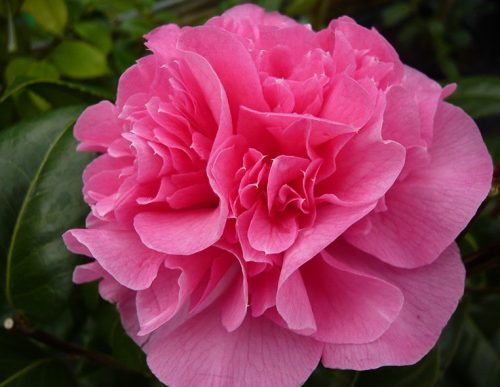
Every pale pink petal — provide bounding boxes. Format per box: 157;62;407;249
63;229;165;290
322;242;465;369
134;206;228;255
145;308;323;387
345;102;492;267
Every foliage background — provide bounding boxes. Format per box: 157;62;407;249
0;0;499;386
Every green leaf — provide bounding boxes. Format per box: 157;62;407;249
0;106;94;325
21;0;68;36
448;76;500;119
0;330;75;386
49;41;109;79
5;58;59;86
74;21;112;54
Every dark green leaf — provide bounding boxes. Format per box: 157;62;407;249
0;106;94;325
448;76;500;119
21;0;68;36
49;41;109;79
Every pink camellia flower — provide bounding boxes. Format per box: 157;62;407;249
63;4;492;386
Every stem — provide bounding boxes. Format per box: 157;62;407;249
5;314;129;371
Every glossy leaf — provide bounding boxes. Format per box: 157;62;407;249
49;41;109;79
0;106;94;325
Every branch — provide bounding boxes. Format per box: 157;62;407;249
3;314;131;371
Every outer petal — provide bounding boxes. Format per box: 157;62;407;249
63;229;165;290
145;307;323;387
301;254;404;344
345;102;493;268
322;242;465;369
74;101;122;152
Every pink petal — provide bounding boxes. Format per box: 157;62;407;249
145;307;323;387
267;155;309;210
134;206;228;255
321;74;374;128
236;209;277;264
144;24;181;62
301;253;403;344
345;102;493;268
382;85;424;148
322;242;465;369
74;101;122;152
116;55;157;109
280;202;376;284
178;26;268;120
136;267;182;335
248;203;299;254
317;132;405;205
63;229;165;290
